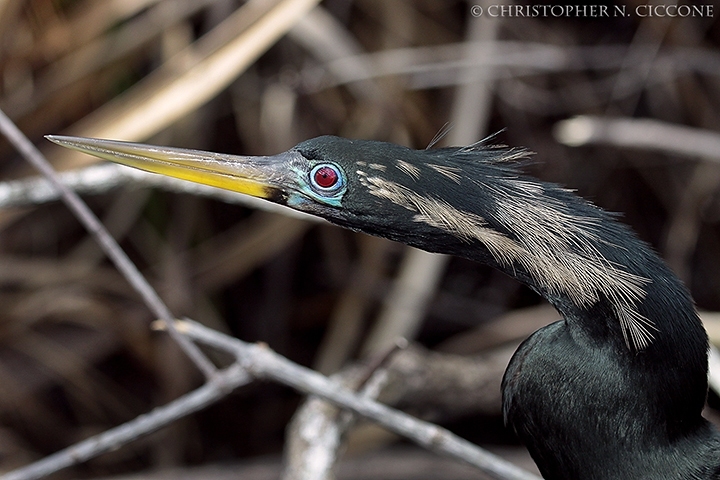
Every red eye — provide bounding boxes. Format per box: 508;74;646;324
313;165;339;188
310;163;345;195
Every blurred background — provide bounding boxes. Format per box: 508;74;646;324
1;0;720;478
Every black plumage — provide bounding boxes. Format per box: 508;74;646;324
48;134;720;479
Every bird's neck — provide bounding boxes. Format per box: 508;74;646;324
477;175;708;393
457;174;718;476
394;168;708;360
367;164;712;426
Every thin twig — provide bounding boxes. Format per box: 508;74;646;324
0;364;250;480
554;115;720;161
354;338;408;389
0;109;217;378
176;319;541;480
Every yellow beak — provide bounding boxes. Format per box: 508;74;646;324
46;135;293;200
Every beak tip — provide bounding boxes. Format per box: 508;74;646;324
45;134;73;147
45;135;106;153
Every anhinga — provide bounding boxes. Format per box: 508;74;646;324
47;134;720;479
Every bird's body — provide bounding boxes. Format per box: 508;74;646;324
47;134;720;479
506;321;720;479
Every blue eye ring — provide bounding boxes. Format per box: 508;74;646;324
309;163;345;194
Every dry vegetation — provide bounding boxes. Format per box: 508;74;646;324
1;0;720;479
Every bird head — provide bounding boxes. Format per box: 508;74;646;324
47;134;672;352
45;135;524;253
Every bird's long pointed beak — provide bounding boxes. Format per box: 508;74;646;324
45;135;292;201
